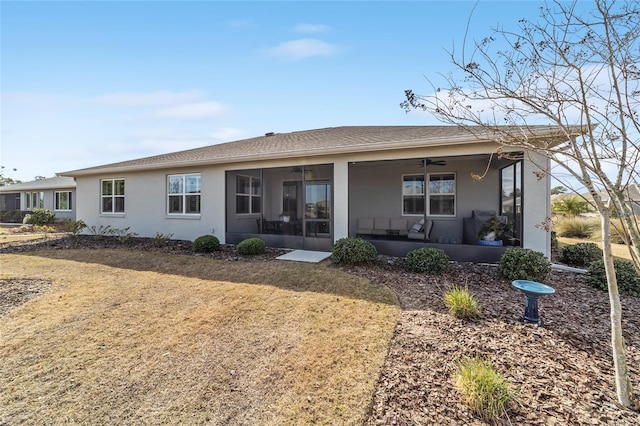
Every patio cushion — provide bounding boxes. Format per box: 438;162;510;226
372;217;390;235
356;217;375;235
407;219;433;241
409;218;424;232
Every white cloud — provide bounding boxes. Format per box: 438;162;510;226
267;38;337;60
229;19;254;29
293;23;330;33
149;101;227;120
94;90;204;107
205;127;250;142
3;92;77;109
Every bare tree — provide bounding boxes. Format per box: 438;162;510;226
403;0;639;409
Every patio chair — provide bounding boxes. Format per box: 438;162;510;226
407;218;434;241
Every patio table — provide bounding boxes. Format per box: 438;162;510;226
511;280;555;326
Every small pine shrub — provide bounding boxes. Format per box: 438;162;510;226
499;248;551;283
444;287;480;319
237;237;266;255
193;235;221;253
554;216;598;239
25;208;56;226
588;259;640;297
455;357;516;421
62;219;86;236
153;232;174;246
405;247;449;274
331;238;377;266
560;242;602;267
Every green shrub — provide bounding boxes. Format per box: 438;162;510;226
405;247;449;274
237;237;266;255
588;259;640;297
499;248;551;283
62;219;87;236
444;287;480;319
455;357;516;421
560;242;602;267
331;238;377;266
193;235;221;253
24;208;56;226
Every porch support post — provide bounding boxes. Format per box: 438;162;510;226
333;160;349;242
423;158;428;242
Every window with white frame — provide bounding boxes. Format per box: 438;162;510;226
25;192;44;210
402;173;456;216
55;191;72;211
101;179;125;213
236;175;261;214
168;174;201;214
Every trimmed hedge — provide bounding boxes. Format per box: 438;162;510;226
588;259;640;297
237;238;266;255
193;235;221;253
331;238;377;266
405;247;449;274
560;242;602;267
499;248;551;283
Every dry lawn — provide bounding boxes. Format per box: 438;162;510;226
0;249;400;425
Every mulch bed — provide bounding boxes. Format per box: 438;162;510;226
2;236;640;424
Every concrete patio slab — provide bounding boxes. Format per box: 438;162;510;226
276;250;332;263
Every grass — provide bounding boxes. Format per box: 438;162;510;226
0;249;400;425
454;357;516;422
443;287;480;319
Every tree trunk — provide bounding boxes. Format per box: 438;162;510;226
601;211;635;408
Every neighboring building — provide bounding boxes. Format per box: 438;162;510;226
60;126;580;261
0;176;77;221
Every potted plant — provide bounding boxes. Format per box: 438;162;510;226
477;216;503;241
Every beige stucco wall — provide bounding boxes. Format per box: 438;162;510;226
73;141;552;258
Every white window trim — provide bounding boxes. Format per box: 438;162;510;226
24;191;44;211
54;191;72;211
235;175;261;216
167;173;201;216
101;178;125;214
402;172;456;217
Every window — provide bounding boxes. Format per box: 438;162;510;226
101;179;125;213
55;191;72;211
168;174;201;214
25;192;44;210
236;175;261;214
402;173;456;216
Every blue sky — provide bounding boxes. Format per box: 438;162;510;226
1;0;584;182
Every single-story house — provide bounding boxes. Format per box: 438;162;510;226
60;126;580;262
0;176;76;222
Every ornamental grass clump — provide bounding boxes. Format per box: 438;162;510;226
405;247;449;274
560;242;602;267
444;287;480;319
455;357;516;422
331;238;377;266
193;235;221;253
499;248;551;283
237;237;266;255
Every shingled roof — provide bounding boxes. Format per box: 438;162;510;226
60;125;574;176
0;176;75;193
